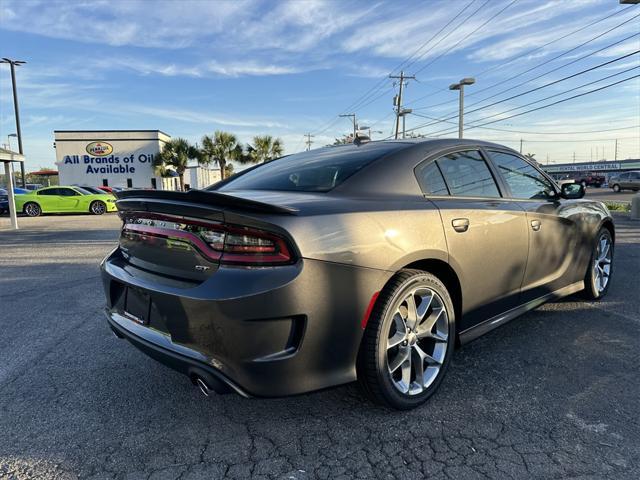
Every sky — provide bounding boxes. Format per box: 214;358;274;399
0;0;639;172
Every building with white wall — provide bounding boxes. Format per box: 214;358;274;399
54;130;221;190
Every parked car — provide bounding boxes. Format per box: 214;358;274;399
0;187;28;214
102;139;614;410
14;186;117;216
554;172;605;188
24;183;43;191
609;171;640;192
98;186;114;194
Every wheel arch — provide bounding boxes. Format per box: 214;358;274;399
599;218;615;244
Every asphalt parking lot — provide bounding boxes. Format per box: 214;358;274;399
0;213;639;480
584;187;637;204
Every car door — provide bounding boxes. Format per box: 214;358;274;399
415;149;529;331
56;187;83;211
36;187;63;211
624;171;640;190
484;150;583;303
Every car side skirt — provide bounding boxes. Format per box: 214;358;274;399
459;280;584;344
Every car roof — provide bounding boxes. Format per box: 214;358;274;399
331;138;521;197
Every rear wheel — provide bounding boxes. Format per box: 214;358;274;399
357;269;455;410
582;228;613;300
90;200;106;215
24;202;41;217
612;184;621;192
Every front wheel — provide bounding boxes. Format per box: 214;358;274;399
23;202;41;217
90;200;106;215
582;228;613;300
357;269;455;410
612;184;621;192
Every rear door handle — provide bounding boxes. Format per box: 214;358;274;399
531;220;541;231
452;218;469;233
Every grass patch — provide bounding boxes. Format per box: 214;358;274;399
604;201;631;212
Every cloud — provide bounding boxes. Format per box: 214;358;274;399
0;0;252;48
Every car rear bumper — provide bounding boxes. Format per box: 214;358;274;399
101;248;390;397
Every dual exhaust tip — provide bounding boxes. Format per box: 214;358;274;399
195;376;212;397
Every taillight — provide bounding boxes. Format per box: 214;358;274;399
201;224;294;265
120;213;295;266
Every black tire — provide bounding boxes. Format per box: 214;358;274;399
612;184;621;192
23;202;41;217
357;269;456;410
582;227;613;300
90;200;106;215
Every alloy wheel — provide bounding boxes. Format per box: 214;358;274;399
593;232;612;294
91;202;106;214
385;286;449;395
25;203;40;217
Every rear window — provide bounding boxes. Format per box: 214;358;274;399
214;143;407;193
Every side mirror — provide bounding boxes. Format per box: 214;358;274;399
560;182;584;199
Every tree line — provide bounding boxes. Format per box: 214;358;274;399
154;131;283;190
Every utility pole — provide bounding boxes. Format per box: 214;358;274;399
304;133;314;151
614;139;618;161
1;58;27;187
390;71;416;139
449;77;475;139
339;113;357;141
572;152;576;163
519;139;523;154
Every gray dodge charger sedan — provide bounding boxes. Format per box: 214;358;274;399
102;139;614;410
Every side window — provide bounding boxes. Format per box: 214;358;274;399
38;188;59;196
436;150;500;198
415;160;449;195
488;151;555;200
58;188;77;196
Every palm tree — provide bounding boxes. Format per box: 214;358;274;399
154;138;197;190
245;135;284;164
200;131;242;180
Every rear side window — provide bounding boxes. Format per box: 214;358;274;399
416;161;449;195
38;188;59;196
488;151;555;200
215;143;407;193
436;150;500;198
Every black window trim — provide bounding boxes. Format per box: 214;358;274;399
480;147;561;201
414;146;507;200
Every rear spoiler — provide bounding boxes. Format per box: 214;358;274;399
114;189;298;215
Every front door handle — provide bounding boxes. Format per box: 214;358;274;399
452;218;469;233
531;219;541;231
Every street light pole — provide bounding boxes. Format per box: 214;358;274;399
449;77;475;139
1;58;27;187
339;113;357;140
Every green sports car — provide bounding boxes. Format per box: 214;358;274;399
15;186;117;217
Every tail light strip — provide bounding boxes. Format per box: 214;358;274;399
121;214;295;265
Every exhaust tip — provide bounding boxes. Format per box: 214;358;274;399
195;377;211;397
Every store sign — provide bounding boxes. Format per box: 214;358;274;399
544;163;621;173
63;151;156;174
86;142;113;156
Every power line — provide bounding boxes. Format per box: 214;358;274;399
344;0;481;115
407;43;640;132
409;10;640;115
422;74;640;137
308;0;479;136
410;112;640;135
413;0;518;77
406;5;636;109
422;65;639;136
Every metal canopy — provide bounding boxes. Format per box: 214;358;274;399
1;147;26;230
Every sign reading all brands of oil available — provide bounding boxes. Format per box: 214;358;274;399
54;130;169;189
